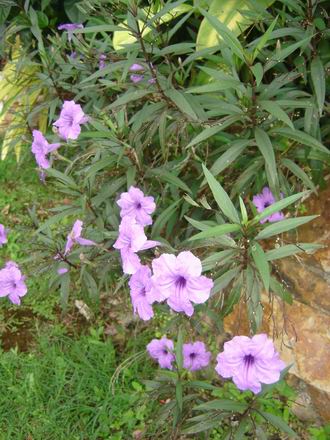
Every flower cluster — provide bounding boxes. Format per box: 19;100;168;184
148;334;285;394
31;100;88;173
147;337;211;371
114;187;213;320
58;23;83;42
0;261;27;305
129;63;156;84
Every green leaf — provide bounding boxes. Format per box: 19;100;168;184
255;216;318;240
220;274;242;316
148;168;192;194
0;6;11;25
202;249;237;271
269;277;292;304
251;63;263;87
281;158;315;191
311;56;325;116
255;128;279;192
189;224;241;241
213;267;241;298
251;191;307;224
186;116;241;149
199;8;245;61
194;399;248;412
112;2;192;50
239;197;248;224
152;200;180;239
186;81;240;93
251;242;270;292
264;37;311;72
176;327;184;370
265;243;323;261
185;216;215;231
164;89;198;120
252;15;278;61
202;164;240;223
259;100;294;129
210;140;250;176
175;381;183;412
270;127;330;155
196;0;274;52
109;90;152;108
258;410;297;437
234;417;249;439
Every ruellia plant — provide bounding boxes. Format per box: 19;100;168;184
0;0;329;438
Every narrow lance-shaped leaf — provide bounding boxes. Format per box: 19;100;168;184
311;56;325;116
251;242;270;292
265;243;323;261
189;224;241;241
255;127;279;194
199;8;245;61
281;158;315;191
270;127;330;155
257;411;298;437
252;15;278;61
259;100;294;129
202;164;240;223
255;215;318;240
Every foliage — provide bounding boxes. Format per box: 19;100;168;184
0;326;154;439
0;0;329;438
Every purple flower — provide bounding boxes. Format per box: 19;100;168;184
113;217;159;275
0;261;27;305
215;334;286;394
117;186;156;226
31;130;60;169
69;51;77;59
0;224;8;246
150;251;213;317
147;337;175;369
99;54;107;70
148;78;156;84
53;100;89;141
129;63;144;72
183;341;211;371
128;265;154;321
58;23;83;42
252;187;285;224
57;267;69;275
130;74;144;83
64;220;95;256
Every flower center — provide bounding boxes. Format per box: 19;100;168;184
63;114;74;126
189;352;197;359
136;202;142;209
264;201;271;208
162;349;168;355
243;354;255;367
175;276;186;289
140;288;146;297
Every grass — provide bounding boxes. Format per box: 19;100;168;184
0;326;154;440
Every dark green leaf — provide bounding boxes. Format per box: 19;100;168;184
194;399;248;412
255;128;279;193
258;410;297;437
270;277;292;304
202;164;240;223
255;216;318;240
311;56;325;116
251;242;270;292
189;224;241;241
266;243;323;261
